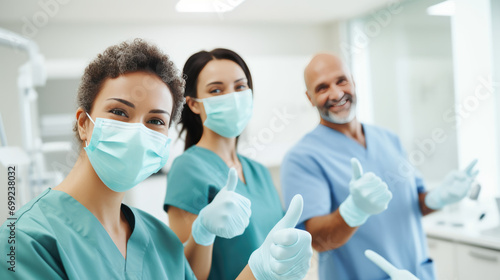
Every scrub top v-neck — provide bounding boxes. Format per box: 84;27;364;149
0;188;196;280
164;145;284;280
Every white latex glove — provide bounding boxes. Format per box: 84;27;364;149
191;168;251;246
425;159;479;210
365;250;419;280
339;158;393;227
249;195;313;280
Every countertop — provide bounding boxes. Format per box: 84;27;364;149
422;198;500;250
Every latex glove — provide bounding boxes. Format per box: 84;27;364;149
249;195;313;280
365;250;419;280
425;159;479;210
339;158;393;227
191;168;251;246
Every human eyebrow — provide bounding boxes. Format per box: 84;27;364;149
234;78;247;83
149;109;171;117
337;75;348;83
107;98;135;108
206;81;223;87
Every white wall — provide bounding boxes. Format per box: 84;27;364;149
351;0;458;184
492;0;500;196
451;0;498;197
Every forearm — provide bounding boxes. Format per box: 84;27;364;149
419;192;436;216
236;265;257;280
184;235;213;280
305;209;358;252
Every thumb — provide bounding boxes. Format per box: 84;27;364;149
225;168;239;192
351;158;363;180
274;194;303;231
365;250;397;277
463;159;479;178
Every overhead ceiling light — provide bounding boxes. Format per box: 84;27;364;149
427;0;455;16
176;0;245;13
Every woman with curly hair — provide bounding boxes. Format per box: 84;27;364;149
0;39;312;280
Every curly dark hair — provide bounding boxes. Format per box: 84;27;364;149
73;38;185;145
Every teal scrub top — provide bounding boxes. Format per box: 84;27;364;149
164;146;284;280
0;188;196;280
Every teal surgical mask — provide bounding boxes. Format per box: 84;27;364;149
84;112;171;192
193;89;253;138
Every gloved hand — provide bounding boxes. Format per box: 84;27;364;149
425;159;479;210
249;195;313;280
365;250;419;280
339;158;393;227
191;168;251;246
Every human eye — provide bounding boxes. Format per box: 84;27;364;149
148;118;165;126
109;108;128;117
236;84;248;91
209;88;222;94
338;78;348;86
316;84;328;93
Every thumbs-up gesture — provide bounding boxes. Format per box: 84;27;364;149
365;250;419;280
425;159;479;210
339;158;393;227
249;195;313;280
192;168;252;246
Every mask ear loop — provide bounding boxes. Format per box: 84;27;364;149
85;112;95;147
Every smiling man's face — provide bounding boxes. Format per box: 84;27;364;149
304;53;357;124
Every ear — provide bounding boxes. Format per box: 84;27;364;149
186;96;202;115
76;107;90;143
305;90;315;107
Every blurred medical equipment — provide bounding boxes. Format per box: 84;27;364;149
365;250;419;280
0;113;7;147
481;197;500;237
469;182;481;201
0;28;65;211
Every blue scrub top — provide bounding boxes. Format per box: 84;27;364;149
281;124;436;280
0;188;196;280
164;145;284;280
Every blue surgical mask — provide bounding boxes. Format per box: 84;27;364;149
84;112;171;192
193;89;253;138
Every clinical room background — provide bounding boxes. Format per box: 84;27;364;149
0;0;499;279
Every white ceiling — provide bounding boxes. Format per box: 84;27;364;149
0;0;396;24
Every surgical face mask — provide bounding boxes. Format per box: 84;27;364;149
318;93;357;124
193;89;253;138
84;112;171;192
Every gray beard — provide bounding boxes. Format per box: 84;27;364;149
319;103;357;124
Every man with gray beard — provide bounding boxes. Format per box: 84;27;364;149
281;53;478;279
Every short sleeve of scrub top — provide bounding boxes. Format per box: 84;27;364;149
0;188;196;280
164;145;284;280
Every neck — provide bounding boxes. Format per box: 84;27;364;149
196;128;238;164
320;117;365;146
53;151;125;232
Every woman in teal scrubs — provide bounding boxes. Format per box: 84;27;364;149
0;40;311;280
164;49;294;280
